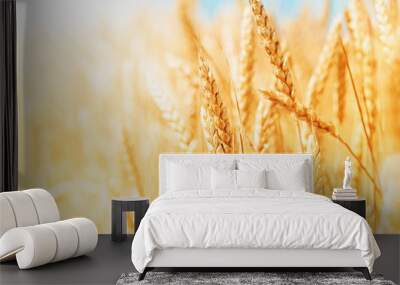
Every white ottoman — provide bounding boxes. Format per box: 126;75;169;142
0;189;98;269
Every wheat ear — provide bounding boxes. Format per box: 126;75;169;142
254;98;279;153
305;19;341;109
348;0;373;126
344;9;355;41
200;107;214;153
261;90;381;195
199;54;233;153
319;0;331;29
149;84;196;152
375;0;400;148
249;0;294;100
316;150;332;195
238;6;257;136
176;1;201;140
249;0;303;152
304;121;330;195
375;0;397;63
176;64;199;138
167;56;200;142
305;135;326;195
348;0;368;60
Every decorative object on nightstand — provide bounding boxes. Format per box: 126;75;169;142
332;188;358;200
332;157;358;200
332;198;366;218
112;197;149;242
342;156;353;190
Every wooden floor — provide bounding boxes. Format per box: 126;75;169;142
0;235;399;285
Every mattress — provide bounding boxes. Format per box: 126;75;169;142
131;189;380;273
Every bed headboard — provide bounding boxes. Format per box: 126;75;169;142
159;153;314;195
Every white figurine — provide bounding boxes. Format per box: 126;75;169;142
342;156;353;189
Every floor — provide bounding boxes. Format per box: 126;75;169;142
0;235;134;285
374;234;400;284
1;235;399;285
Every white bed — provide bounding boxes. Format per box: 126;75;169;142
131;154;380;280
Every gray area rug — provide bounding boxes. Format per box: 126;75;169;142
116;272;396;285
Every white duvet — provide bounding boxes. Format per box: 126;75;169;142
131;189;380;272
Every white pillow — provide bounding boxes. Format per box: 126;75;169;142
236;169;267;189
167;162;210;191
237;159;308;191
167;158;236;170
266;166;306;191
166;159;236;191
211;168;236;190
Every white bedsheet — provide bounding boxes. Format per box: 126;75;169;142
131;189;380;273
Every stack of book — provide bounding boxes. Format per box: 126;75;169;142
332;188;358;200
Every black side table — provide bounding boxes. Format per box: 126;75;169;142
112;197;149;242
332;198;366;218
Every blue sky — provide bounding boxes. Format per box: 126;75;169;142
199;0;349;22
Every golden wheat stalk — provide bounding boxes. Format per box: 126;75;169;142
341;35;380;227
261;89;381;195
352;127;364;193
335;40;347;125
200;107;215;153
199;54;233;153
176;64;200;140
316;153;332;195
177;0;199;61
122;129;144;197
148;80;196;152
362;23;380;225
302;19;341;151
166;55;200;141
374;0;400;149
375;0;397;63
254;98;279;153
238;6;257;136
340;39;378;170
281;42;305;152
232;89;246;153
304;117;330;195
319;0;331;30
344;9;355;40
305;133;329;195
167;55;199;91
249;0;304;152
362;27;378;148
348;0;369;60
249;0;294;101
348;0;373;125
176;1;201;141
305;18;341;109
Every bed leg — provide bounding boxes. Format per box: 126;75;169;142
138;268;148;281
354;267;371;280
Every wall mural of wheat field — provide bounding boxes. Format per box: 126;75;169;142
17;0;400;233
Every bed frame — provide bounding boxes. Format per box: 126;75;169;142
139;154;371;280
